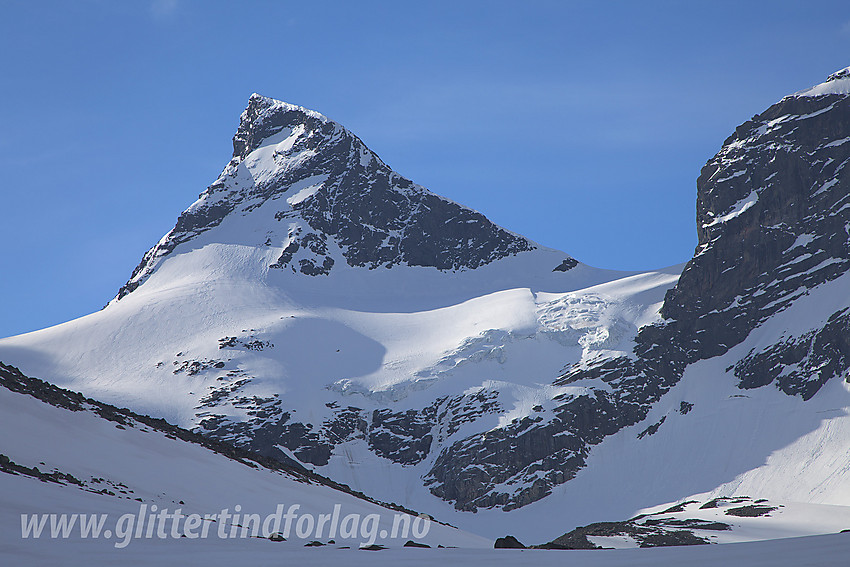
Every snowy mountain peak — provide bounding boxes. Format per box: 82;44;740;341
247;93;328;120
114;95;548;301
232;94;332;160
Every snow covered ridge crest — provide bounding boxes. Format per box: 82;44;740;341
114;94;541;301
791;65;850;97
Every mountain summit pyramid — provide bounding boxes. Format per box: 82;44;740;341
116;94;556;301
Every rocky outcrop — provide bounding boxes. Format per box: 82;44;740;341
733;307;850;400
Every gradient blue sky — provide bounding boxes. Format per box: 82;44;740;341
2;0;850;338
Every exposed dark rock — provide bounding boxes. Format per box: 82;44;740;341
173;358;226;376
403;540;430;548
0;452;84;487
425;355;677;510
699;497;750;509
368;408;434;465
494;535;526;549
643;518;731;531
553;258;579;272
734;308;850;400
218;336;273;351
662;91;850;380
659;501;699;514
199;385;501;481
540;518;712;550
725;505;779;517
637;415;667;439
638;531;711;547
197;410;334;467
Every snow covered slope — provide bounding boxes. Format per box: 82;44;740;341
0;362;486;552
3;67;850;546
0;93;673;525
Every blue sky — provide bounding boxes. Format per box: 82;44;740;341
2;0;850;338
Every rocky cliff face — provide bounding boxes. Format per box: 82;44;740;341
664;74;850;372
